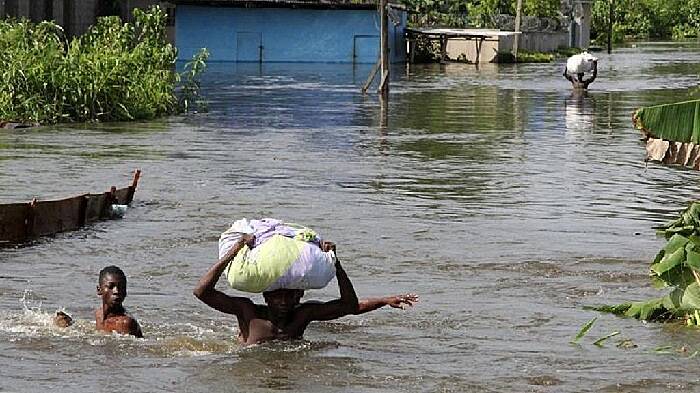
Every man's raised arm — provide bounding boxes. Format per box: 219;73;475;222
301;242;360;321
582;60;598;88
193;234;255;316
301;242;419;322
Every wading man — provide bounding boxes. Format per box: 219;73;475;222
193;234;417;345
563;57;598;90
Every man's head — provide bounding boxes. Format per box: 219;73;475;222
262;289;304;314
97;266;128;309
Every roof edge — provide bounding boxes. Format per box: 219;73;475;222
171;0;382;10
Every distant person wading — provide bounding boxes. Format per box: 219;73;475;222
563;52;599;89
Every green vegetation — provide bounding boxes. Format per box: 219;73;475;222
494;50;554;63
596;202;700;324
400;0;700;42
0;6;207;125
401;0;560;28
591;0;700;44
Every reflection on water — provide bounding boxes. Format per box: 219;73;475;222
1;42;700;392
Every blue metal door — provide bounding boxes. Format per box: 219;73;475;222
353;35;379;64
236;32;262;62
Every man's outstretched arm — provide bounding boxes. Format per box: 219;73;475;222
193;235;255;316
357;294;419;314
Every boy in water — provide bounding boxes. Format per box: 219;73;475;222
193;235;418;345
95;265;143;337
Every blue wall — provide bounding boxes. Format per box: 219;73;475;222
176;5;406;63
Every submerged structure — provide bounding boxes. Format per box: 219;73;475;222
172;0;407;63
0;170;141;247
634;99;700;169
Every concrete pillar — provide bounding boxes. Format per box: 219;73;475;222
579;1;592;49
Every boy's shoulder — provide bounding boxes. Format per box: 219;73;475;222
96;309;142;337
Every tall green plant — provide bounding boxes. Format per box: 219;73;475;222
178;48;210;113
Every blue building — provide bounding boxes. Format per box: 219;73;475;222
173;0;407;63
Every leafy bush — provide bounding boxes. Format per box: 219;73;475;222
0;6;206;124
591;0;700;43
401;0;560;28
596;202;700;324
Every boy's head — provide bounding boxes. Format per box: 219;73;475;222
263;289;304;314
97;266;128;308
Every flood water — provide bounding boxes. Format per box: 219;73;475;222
2;42;700;392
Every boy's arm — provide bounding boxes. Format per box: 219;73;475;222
130;318;144;338
193;235;255;317
357;294;419;314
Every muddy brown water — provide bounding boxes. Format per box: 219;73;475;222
1;42;700;392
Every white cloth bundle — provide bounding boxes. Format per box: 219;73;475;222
219;218;337;293
566;52;598;74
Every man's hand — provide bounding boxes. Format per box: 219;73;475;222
240;234;255;248
386;293;419;309
221;234;256;263
320;241;336;252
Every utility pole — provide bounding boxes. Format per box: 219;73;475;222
607;0;613;54
379;0;389;96
513;0;523;62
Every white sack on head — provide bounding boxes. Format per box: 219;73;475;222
566;52;598;74
218;218;336;293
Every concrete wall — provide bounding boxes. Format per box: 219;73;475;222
519;31;569;52
176;5;406;63
446;39;501;63
446;31;568;63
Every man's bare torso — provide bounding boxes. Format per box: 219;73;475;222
236;304;311;344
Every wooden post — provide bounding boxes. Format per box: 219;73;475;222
513;0;523;62
607;0;614;54
362;59;380;94
439;34;447;64
379;0;389;96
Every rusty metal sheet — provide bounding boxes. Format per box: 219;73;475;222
31;195;86;237
0;203;30;244
85;193;110;222
1;170;140;247
114;186;135;205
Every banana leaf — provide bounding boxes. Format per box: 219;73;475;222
634;99;700;143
